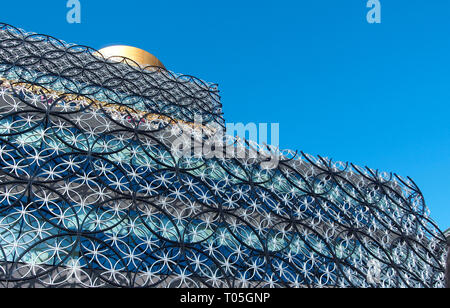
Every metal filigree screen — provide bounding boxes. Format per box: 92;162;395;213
0;23;446;288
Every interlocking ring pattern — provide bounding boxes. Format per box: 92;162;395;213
0;23;447;288
0;23;224;129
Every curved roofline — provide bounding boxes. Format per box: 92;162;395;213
98;45;165;69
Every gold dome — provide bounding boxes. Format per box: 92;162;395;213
98;45;165;70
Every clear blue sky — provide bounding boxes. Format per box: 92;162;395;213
2;0;449;230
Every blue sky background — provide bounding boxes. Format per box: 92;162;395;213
1;0;449;230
